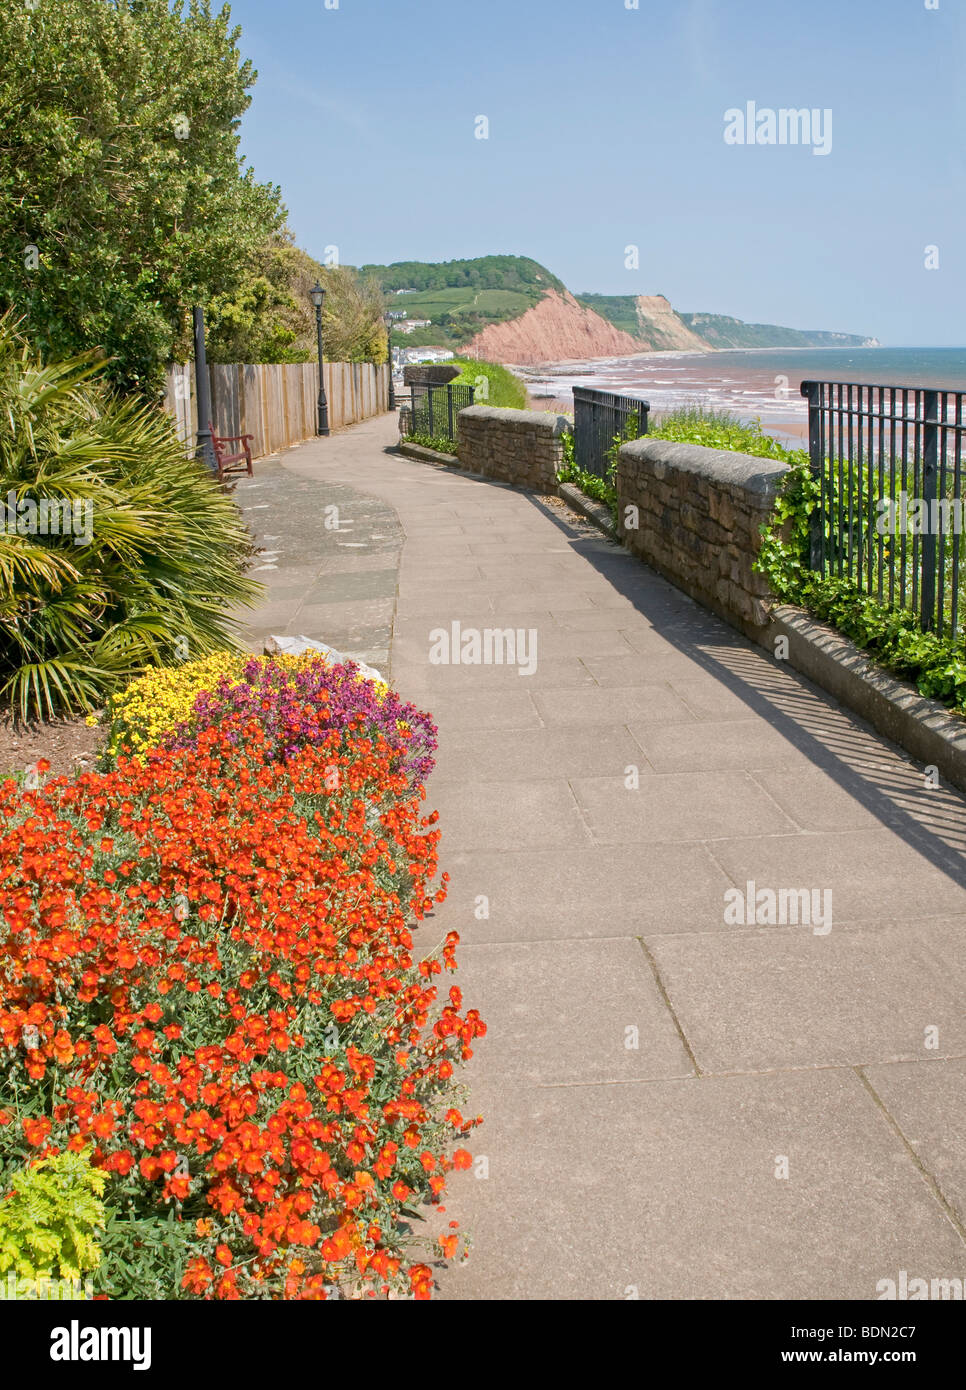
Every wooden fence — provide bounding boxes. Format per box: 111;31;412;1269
163;361;389;460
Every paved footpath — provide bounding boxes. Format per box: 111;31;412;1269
235;413;966;1300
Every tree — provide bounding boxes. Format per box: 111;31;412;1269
0;0;283;395
206;233;387;366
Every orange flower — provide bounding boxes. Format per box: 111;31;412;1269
181;1258;213;1294
23;1117;51;1147
0;692;485;1302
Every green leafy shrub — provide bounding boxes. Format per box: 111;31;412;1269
0;315;260;719
558;405;802;521
0;1148;105;1287
448;359;528;410
756;453;966;713
556;413;643;525
556;399;966;714
557;429;618;520
649;403;800;462
91;1201;198;1302
403;432;459;456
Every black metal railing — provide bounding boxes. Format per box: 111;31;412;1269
802;380;966;641
573;385;650;479
404;382;475;442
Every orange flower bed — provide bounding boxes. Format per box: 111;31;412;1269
0;715;484;1299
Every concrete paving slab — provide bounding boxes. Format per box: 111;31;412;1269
532;687;697;727
750;765;890;831
648;919;966;1072
388;658;596;692
863;1058;966;1228
451;938;694;1085
630;719;817;773
424;690;542;734
710;829;966;923
426;843;734;943
583;652;718;685
426;724;648;782
431;780;592;852
571;771;798;844
434;1068;966;1300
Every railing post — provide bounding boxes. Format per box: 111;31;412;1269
447;384;454;440
921;389;940;631
802;380;824;574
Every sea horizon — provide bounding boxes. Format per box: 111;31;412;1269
519;345;966;446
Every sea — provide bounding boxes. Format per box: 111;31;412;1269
521;347;966;447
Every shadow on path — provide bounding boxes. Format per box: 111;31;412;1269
525;491;966;891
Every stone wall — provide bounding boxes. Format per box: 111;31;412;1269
403;364;460;386
617;438;788;636
457;406;569;491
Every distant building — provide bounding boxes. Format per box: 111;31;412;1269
395;319;432;334
403;347;454;364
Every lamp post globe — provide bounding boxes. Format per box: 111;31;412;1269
310;282;329;437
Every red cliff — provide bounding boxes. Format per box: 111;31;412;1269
466;290;644;365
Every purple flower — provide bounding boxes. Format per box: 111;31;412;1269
164;658;438;787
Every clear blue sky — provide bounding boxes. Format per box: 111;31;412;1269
225;0;965;345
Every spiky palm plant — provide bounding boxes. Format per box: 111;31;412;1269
0;314;261;719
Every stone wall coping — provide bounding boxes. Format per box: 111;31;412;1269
620;438;789;500
459;405;571;436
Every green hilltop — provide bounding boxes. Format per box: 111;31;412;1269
578;294;871;350
360;255;567;348
677;311;872;350
360;255;871;352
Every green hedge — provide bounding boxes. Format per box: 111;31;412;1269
448;359;528;410
556;404;966;714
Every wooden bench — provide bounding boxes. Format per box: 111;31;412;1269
209;421;254;480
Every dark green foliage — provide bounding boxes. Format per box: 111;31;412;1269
0;315;260;719
0;0;284;395
206;232;387;366
364;255;565;297
757;454;966;712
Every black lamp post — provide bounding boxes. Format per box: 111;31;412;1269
309;281;330;437
192;306;217;473
384;313;396;410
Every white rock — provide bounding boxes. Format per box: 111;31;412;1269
264;634;383;682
